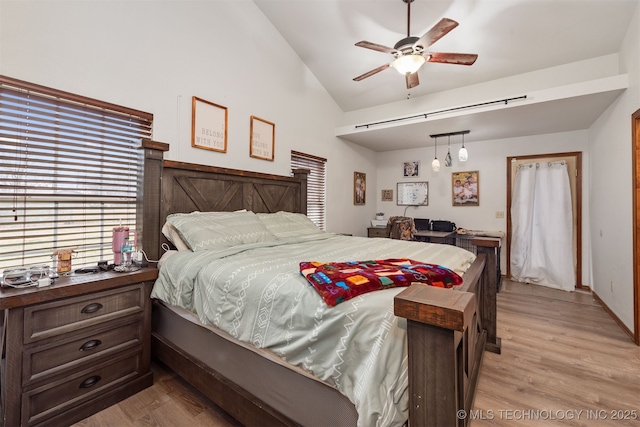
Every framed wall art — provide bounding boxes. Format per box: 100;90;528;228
191;96;227;152
403;161;420;177
381;189;393;201
354;171;366;205
250;115;275;161
397;182;428;206
452;170;479;206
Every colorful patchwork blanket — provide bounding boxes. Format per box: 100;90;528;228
300;258;463;306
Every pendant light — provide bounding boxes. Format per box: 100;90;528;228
459;132;468;162
432;136;440;172
430;130;470;167
445;135;452;167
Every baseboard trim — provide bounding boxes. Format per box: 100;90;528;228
591;291;635;343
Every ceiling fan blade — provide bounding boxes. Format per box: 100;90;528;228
406;72;420;89
353;63;391;81
427;52;478;65
414;18;459;50
355;41;398;55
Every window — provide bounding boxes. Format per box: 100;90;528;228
0;76;152;271
291;150;326;230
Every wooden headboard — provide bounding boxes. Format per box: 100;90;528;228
139;140;309;261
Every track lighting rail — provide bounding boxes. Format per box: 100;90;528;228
430;130;470;139
354;95;527;129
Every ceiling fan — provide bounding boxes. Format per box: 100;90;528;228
353;0;478;89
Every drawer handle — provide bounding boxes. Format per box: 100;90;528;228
80;302;103;314
79;339;102;352
79;375;101;389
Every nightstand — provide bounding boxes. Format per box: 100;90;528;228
0;267;158;426
367;227;388;238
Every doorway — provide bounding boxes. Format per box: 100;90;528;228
506;152;583;289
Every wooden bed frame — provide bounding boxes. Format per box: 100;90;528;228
140;140;500;426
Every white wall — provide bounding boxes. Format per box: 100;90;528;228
588;2;640;330
375;130;591;284
0;0;377;235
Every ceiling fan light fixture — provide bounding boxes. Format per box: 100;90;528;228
392;54;425;75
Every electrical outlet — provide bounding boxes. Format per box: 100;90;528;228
495;211;504;218
610;281;614;292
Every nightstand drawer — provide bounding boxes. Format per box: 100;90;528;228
24;283;145;343
368;227;388;238
23;319;142;386
23;351;142;425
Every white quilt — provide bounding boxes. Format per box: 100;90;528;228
151;233;475;427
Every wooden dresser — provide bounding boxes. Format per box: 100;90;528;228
0;268;158;426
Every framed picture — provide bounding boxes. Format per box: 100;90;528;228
452;170;479;206
191;96;227;152
250;115;275;161
354;171;366;205
403;161;420;177
397;182;428;206
381;189;393;201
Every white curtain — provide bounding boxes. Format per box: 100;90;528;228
510;161;575;291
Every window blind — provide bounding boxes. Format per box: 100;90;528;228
0;76;152;271
291;150;326;230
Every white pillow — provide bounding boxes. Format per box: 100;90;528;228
166;210;277;251
162;209;251;251
256;211;321;239
161;222;191;251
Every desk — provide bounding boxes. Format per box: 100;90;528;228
415;230;503;293
413;230;455;243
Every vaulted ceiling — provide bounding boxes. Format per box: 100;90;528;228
254;0;637;151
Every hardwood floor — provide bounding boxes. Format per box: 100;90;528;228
74;280;640;427
72;363;242;427
473;280;640;427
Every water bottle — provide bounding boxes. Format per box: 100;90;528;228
121;237;132;266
